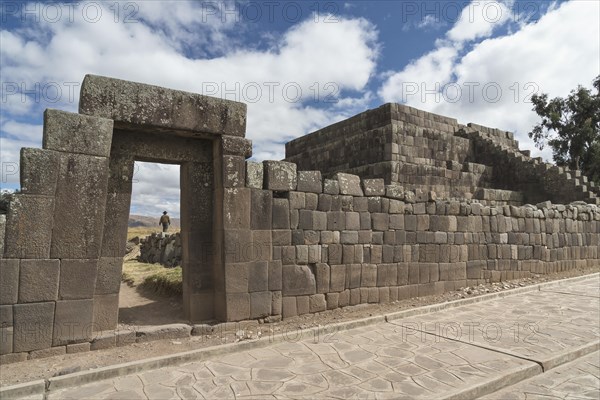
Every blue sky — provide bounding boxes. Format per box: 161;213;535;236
1;0;599;217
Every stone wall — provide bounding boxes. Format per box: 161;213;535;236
286;103;598;205
223;160;599;321
138;233;182;267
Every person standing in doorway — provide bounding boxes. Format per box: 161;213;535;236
159;211;171;236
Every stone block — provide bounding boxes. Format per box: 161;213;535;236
222;155;246;188
222;136;252;157
296;296;310;315
323;179;339;195
297;171;322;193
246;161;264;189
59;259;98;300
346;212;360;230
13;302;55;352
372;213;389;231
330;264;346;291
327;211;346;231
282;265;316;296
92;294;119;331
269;261;282;291
263;161;297;191
226;293;250;321
271;291;282;315
309;294;326;313
0;305;12;329
315;263;330;293
282;297;297;318
67;342;91;354
79;74;247;136
19;148;60;196
251;190;272;230
19;259;60;303
272;198;290;229
5;195;54;259
136;324;192;343
29;346;66;359
385;184;405;200
362;179;385;196
1;326;13;355
338;290;350;307
43;109;113;157
225;263;248;293
223;187;251;229
347;264;362;288
53;299;94;345
248;261;269;292
335;173;363;196
51;153;109;259
0;259;19;305
326;292;339;309
250;291;271;318
350;288;361;305
361;264;377;287
95;257;122;295
377;264;398;287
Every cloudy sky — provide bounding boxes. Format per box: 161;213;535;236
1;0;598;217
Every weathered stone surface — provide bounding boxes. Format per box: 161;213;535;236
250;291;271;318
226;293;250;321
0;259;19;305
297;171;322;193
19;148;60;195
59;259;98;300
323;179;340;195
4;195;54;259
67;342;91;354
13;302;55;352
92;294;119;332
335;173;363;196
263;161;297;191
136;324;191;343
51;153;109;259
79;74;247;137
43;109;114;157
362;179;385;196
246;161;263;189
282;265;316;296
53;299;94;345
222;155;246;188
309;294;326;313
250;190;272;230
248;261;269;292
95;257;123;295
222;136;252;157
223;188;251;229
0;326;13;355
19;259;60;303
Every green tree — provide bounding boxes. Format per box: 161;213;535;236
529;75;600;183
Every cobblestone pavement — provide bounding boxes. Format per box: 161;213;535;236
43;276;600;399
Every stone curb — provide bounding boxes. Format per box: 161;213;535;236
1;272;597;398
442;362;543;400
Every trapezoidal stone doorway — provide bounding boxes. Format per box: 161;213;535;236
79;75;251;329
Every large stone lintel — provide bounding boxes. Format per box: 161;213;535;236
79;74;247;137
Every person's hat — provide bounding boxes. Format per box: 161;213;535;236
163;211;167;214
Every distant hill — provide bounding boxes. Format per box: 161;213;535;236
129;214;181;228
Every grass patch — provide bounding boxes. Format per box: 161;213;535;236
121;260;182;296
141;267;183;296
127;226;180;241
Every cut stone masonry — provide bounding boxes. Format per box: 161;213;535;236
0;77;598;361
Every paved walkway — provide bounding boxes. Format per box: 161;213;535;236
21;276;600;399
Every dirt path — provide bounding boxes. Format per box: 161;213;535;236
118;283;185;326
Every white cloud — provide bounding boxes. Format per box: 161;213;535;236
379;0;600;161
0;1;379;213
447;0;513;42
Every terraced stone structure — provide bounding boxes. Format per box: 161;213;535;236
1;76;599;360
